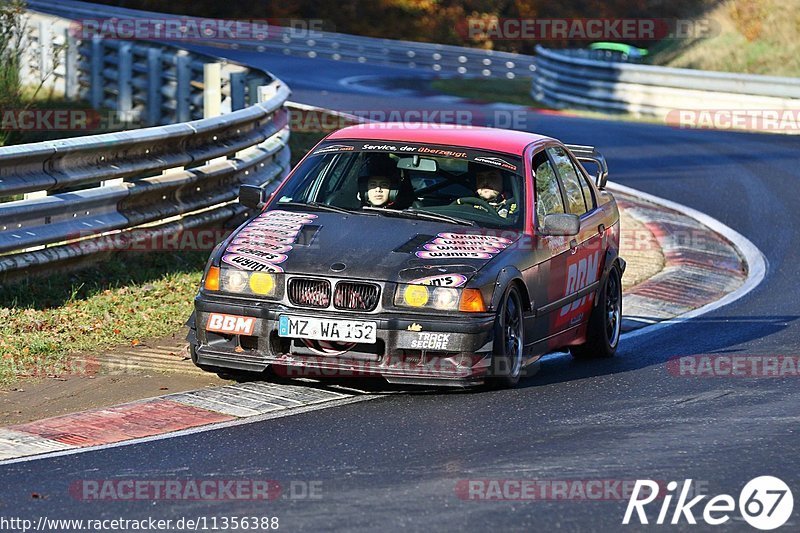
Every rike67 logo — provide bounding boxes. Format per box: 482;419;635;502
623;477;794;530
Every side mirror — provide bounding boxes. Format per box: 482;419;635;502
540;213;580;236
239;184;268;209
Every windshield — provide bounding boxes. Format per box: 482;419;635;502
273;140;526;230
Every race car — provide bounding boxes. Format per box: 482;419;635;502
187;124;625;388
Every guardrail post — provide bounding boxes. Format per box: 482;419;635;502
203;62;222;118
23;190;47;200
175;53;191;123
117;42;133;122
257;83;278;104
37;19;51;84
64;28;79;100
146;48;163;126
230;71;246;111
247;77;263;106
90;35;103;109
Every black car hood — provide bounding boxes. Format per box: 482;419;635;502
220;209;520;285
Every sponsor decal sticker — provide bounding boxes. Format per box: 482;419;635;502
473;156;517;172
559;251;601;317
423;244;500;253
312;144;355;154
408;274;469;287
233;233;296;245
225;246;288;264
437;233;512;244
229;240;292;254
206;313;256;335
222;254;284;272
240;226;299;237
247;221;304;231
416;251;493;259
410;332;451;350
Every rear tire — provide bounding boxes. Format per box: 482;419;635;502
570;264;622;359
486;285;525;389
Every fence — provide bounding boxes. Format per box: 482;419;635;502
531;45;800;117
26;0;536;79
0;11;292;279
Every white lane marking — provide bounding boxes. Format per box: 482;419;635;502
609;182;768;341
0;394;378;466
0;429;76;460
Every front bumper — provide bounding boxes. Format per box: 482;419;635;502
191;293;496;386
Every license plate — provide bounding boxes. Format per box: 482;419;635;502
278;315;377;344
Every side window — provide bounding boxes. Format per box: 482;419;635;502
547;146;588;216
532;150;565;228
578;172;595;211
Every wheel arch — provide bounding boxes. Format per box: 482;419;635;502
595;247;626;308
491;266;532;313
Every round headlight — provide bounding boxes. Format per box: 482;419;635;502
403;285;429;307
432;287;459;310
249;272;275;295
224;269;249;293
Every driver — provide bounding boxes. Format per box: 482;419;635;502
457;165;517;218
357;156;402;208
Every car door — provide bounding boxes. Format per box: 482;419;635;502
524;148;572;343
546;145;604;334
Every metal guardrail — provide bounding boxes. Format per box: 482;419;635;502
532;45;800;117
22;12;271;126
0;12;292;278
26;0;536;79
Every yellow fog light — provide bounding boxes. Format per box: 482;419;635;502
249;272;275;295
403;285;429;307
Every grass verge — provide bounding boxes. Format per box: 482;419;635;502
0;130;327;387
0;252;208;385
430;77;538;107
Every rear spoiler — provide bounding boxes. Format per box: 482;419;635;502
565;144;609;189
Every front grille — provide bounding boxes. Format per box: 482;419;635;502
288;278;331;308
334;282;380;311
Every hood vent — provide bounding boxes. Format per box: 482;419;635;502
393;234;435;254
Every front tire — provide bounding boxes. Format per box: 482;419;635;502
486;285;525;388
571;264;622;359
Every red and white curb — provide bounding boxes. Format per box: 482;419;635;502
0;382;367;463
610;182;766;340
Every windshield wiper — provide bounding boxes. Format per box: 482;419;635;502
277;201;365;215
406;208;477;226
363;207;476;226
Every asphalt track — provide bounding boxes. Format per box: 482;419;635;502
3;42;800;531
